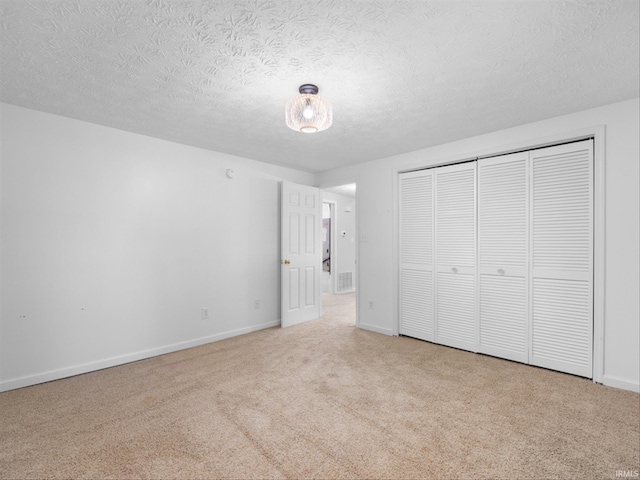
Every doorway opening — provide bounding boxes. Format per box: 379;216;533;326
321;183;357;326
322;202;333;280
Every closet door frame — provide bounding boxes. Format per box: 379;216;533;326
392;125;605;384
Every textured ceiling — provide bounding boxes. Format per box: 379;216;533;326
1;1;638;173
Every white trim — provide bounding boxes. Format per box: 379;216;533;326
358;322;394;336
399;153;478;173
592;125;606;385
0;320;279;393
602;375;640;393
394;125;606;384
473;128;602;160
329;201;337;294
321;199;338;294
355;182;360;328
392;170;400;336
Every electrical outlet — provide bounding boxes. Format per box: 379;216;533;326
254;299;260;309
201;308;210;320
368;300;375;309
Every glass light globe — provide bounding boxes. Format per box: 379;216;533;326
285;85;332;133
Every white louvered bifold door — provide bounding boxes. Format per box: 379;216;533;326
530;140;593;378
478;152;529;363
434;162;477;352
399;170;434;341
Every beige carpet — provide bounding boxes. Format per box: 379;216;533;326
1;292;638;480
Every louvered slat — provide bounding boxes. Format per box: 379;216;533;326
400;269;433;341
399;171;433;340
479;275;527;362
436;166;476;269
530;140;593;378
435;162;476;351
531;278;592;376
532;145;592;273
478;155;527;269
400;174;433;265
478;152;528;363
436;272;476;349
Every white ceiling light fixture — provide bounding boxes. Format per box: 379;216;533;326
285;84;332;133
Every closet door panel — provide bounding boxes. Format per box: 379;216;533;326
401;270;433;340
530;140;593;378
435;165;476;273
479;275;527;361
435;163;477;352
532;278;592;373
436;272;476;349
399;171;434;341
478;153;528;363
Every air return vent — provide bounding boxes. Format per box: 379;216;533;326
337;272;353;292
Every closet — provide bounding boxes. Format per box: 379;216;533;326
399;139;593;378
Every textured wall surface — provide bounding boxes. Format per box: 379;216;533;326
1;0;638;172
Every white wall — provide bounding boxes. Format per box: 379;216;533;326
2;100;638;393
321;191;357;293
316;98;640;393
0;103;313;391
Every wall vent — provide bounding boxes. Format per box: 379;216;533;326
337;272;353;293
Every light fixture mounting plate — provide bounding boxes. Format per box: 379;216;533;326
299;84;319;95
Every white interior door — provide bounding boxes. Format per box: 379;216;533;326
281;181;322;328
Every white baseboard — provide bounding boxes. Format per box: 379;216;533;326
602;374;640;393
357;322;394;336
0;320;280;393
336;288;356;294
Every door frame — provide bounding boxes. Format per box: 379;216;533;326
318;180;360;328
322;200;338;295
392;125;606;385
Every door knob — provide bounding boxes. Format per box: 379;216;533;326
282;259;291;265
